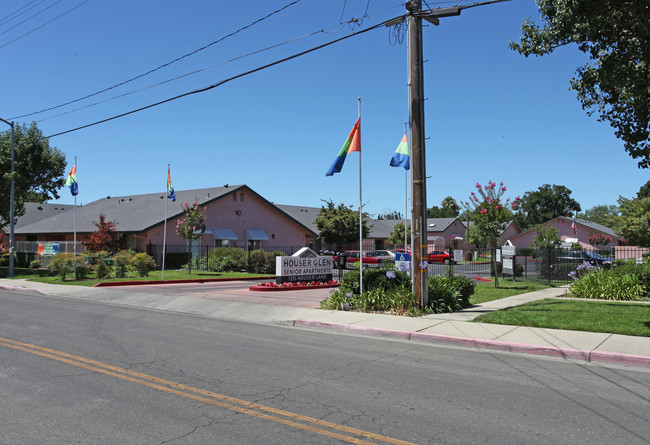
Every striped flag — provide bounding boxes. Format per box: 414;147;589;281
389;132;410;170
572;216;577;235
167;166;176;201
326;118;361;176
65;165;78;196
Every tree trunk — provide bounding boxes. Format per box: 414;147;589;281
492;245;500;288
187;240;192;275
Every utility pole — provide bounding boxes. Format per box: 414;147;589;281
405;1;504;306
0;117;15;278
406;0;428;307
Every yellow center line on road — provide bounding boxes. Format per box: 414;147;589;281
0;337;416;445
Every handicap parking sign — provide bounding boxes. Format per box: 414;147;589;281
395;252;411;275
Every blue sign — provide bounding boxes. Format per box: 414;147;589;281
395;252;410;262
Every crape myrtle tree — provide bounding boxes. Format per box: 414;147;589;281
176;199;206;274
0;122;66;229
461;181;519;288
315;199;369;252
511;0;650;168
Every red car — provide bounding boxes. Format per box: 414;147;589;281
427;250;453;264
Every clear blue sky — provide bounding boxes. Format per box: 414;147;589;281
1;0;647;218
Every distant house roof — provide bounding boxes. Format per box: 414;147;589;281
367;217;461;239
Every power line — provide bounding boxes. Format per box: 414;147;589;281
10;0;303;120
0;0;45;27
43;20;388;139
0;0;89;50
36;27;330;123
0;0;66;37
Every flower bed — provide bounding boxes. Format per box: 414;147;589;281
249;280;340;291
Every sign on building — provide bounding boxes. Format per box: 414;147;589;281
275;247;333;284
37;242;60;257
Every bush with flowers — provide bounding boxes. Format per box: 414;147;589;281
254;279;340;289
319;266;476;316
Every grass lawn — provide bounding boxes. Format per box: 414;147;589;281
470;280;556;305
7;269;271;287
473;298;650;337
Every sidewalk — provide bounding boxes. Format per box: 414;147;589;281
1;278;649;369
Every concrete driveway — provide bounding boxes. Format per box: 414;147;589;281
113;280;335;309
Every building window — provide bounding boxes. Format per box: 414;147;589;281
233;192;237;201
240;192;244;202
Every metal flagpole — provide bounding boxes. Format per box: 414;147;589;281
358;97;363;295
73;156;77;257
162;164;169;279
400;122;404;253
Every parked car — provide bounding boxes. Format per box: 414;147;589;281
427;250;453;264
558;250;613;266
366;250;395;261
332;251;382;266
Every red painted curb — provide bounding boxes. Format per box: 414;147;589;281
249;283;340;292
93;276;275;287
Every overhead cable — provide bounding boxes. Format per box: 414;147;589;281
11;0;303;120
43;20;387;139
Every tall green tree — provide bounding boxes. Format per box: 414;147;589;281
461;181;518;288
617;196;650;247
375;210;402;220
530;224;561;250
0;122;66;229
428;196;461;218
510;1;650;168
515;184;581;230
315;199;369;249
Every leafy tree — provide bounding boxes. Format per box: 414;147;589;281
387;222;411;247
510;1;650;168
515;184;581;230
376;210;402;220
461;181;518;288
315;199;369;250
83;213;121;253
577;204;621;229
428;196;460;218
0;122;66;229
176;199;206;274
638;180;650;199
530;224;561;250
617;196;650;247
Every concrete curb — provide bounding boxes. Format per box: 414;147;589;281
293;320;650;368
0;285;42;294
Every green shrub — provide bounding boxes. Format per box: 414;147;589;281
247;250;278;274
70;256;91;280
29;260;41;269
113;250;134;278
131;253;156;277
491;261;524;277
198;248;248;272
0;252;10;267
570;269;645;300
447;275;476;307
48;254;74;280
427;275;464;313
340;267;410;295
95;260;110;279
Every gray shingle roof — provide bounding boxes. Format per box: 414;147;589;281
15;185;246;234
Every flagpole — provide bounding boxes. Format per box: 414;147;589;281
162;164;169;279
74;156;77;258
358;97;363;295
403;122;408;252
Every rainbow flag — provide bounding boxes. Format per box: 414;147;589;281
65;165;78;196
389;133;410;170
167;167;176;201
326;118;361;176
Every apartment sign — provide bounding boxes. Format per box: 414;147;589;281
276;248;333;283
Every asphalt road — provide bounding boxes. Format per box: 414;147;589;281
1;290;649;444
